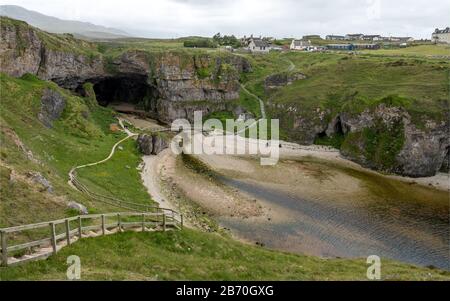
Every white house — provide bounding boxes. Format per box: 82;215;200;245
363;35;381;41
432;27;450;44
247;38;271;53
345;33;364;40
389;36;414;43
290;39;312;51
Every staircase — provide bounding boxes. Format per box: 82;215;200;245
0;211;183;267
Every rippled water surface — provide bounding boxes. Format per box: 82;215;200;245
218;175;450;270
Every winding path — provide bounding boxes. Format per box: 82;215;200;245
237;55;296;134
69;118;137;183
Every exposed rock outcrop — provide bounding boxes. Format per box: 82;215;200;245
27;171;53;193
0;18;105;89
273;101;449;177
151;135;169;155
137;134;168;156
0;18;42;77
38;88;66;128
264;72;306;91
335;105;449;177
96;50;249;123
67;201;88;215
137;134;153;155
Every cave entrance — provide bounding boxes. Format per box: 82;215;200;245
334;117;345;136
315;116;346;149
92;75;157;115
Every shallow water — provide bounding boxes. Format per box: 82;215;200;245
217;175;450;270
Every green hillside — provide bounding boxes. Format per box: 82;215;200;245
0;73;150;228
235;51;449;142
2;229;449;281
1;72;449;281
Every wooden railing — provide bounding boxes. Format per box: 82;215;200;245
0;211;183;267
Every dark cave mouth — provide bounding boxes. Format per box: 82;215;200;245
90;75;158;111
315;117;346;148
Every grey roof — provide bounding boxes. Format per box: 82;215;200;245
252;38;270;47
434;27;450;34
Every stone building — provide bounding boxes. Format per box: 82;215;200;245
247;38;271;53
432;27;450;44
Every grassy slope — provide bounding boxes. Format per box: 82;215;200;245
238;51;449;141
361;44;450;57
0;73;151;228
76;138;153;204
1;73;448;280
243;50;448;106
1;229;449;281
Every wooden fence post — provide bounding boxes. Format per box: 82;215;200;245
117;214;122;232
1;231;8;267
78;216;82;238
142;214;146;232
65;219;71;246
101;215;106;235
181;214;184;229
162;213;166;232
50;223;57;255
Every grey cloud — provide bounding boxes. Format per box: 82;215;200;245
0;0;448;38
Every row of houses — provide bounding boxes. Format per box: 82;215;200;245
241;26;449;54
326;34;414;43
244;37;322;53
291;41;380;51
244;36;382;53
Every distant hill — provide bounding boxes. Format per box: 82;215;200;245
0;5;130;39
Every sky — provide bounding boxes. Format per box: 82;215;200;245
0;0;448;39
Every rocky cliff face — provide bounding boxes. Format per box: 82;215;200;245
0;18;42;77
137;134;168;155
338;105;449;177
0;18;105;89
272;100;449;177
38;88;66;128
111;50;248;123
264;72;306;91
1;17;250;123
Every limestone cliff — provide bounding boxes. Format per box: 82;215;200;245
112;50;249;123
0;17;250;123
0;17;105;88
271;100;449;177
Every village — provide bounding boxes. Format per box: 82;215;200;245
234;27;450;53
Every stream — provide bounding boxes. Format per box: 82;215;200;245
217;176;450;270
